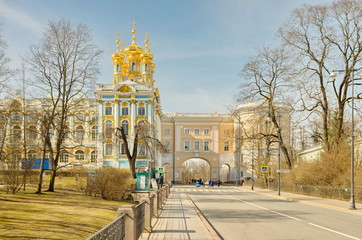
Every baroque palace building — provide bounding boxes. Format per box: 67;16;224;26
0;24;291;183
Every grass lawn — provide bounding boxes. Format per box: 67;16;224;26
0;175;133;240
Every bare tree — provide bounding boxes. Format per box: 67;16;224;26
116;120;166;179
0;25;12;92
278;0;362;150
240;47;293;168
26;19;102;192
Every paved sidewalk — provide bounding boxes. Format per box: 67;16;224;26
240;185;362;215
140;190;220;240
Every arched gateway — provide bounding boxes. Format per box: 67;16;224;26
159;113;235;184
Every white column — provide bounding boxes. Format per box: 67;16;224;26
131;100;136;135
213;126;219;153
97;101;104;161
114;100;119;161
175;125;181;151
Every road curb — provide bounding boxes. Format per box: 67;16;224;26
185;193;224;240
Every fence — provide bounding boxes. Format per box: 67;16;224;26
86;214;126;240
87;183;171;240
134;202;145;239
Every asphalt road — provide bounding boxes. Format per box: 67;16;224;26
173;185;362;240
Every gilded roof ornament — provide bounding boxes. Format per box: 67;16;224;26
131;21;137;45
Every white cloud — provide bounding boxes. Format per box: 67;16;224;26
0;0;43;33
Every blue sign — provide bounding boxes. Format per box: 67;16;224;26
261;166;268;172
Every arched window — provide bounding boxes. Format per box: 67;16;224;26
91;151;97;163
138;106;145;116
28;126;37;140
122;120;128;135
105;120;112;138
75;150;84;161
28;150;37;159
116;64;120;72
75;125;84;141
145;64;148;72
13;126;21;140
60;150;69;163
132;62;136;71
91;125;97;141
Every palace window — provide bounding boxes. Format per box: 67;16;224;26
224;142;229;151
105;106;112;116
91;125;97;141
12;113;21;122
12;150;21;162
105;120;112;138
204;141;210;151
122;120;128;135
194;128;200;135
75;150;84;161
184;141;190;152
184;128;190;135
105;143;113;155
194;141;200;151
138;106;145;116
224;129;230;135
91;151;97;163
122;107;129;115
28;115;37;122
13;126;21;140
28;126;37;140
164;129;170;135
76;114;85;121
204;129;210;135
60;150;69;163
164;141;170;151
120;142;127;155
28;150;37;159
75;125;84;141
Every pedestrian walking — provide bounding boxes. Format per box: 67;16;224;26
217;179;221;187
159;174;164;189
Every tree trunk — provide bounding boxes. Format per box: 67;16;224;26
35;142;47;194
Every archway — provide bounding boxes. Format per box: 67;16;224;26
182;158;210;184
221;164;230;183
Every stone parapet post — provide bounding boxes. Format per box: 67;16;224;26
157;190;163;210
150;192;158;217
116;205;136;240
140;197;152;232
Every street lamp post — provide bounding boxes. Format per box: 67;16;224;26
277;126;281;196
329;70;356;210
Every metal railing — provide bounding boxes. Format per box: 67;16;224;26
86;214;126;240
134;202;145;239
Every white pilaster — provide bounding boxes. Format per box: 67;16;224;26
175;125;181;151
213;126;219;153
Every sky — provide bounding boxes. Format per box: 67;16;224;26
0;0;331;113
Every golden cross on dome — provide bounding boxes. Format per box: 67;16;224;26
131;21;137;28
